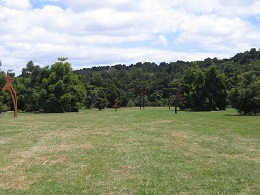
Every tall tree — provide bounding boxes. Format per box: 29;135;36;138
229;71;260;115
17;61;45;111
204;65;228;110
106;84;122;108
41;59;86;113
180;63;207;110
94;88;108;110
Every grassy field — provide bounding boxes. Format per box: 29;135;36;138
0;108;259;194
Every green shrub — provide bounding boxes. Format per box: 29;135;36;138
0;102;8;113
127;99;135;107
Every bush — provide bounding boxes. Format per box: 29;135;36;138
127;99;135;107
0;102;8;113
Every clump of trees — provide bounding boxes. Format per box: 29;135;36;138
179;63;228;111
7;58;86;113
0;48;260;114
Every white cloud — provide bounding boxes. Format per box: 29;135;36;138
61;0;138;12
0;0;31;10
216;0;260;17
172;0;217;14
158;35;168;45
0;0;260;75
176;13;260;53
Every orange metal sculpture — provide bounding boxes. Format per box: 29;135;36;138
2;73;18;117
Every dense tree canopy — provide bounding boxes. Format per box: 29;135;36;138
179;63;227;111
204;65;228;110
229;70;260;115
179;63;207;111
1;59;86;113
94;88;108;111
0;48;260;114
40;60;86;112
16;61;48;111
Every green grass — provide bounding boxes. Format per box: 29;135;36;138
0;108;259;194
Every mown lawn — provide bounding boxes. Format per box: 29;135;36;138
0;108;259;194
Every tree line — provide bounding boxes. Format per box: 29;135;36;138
0;48;260;115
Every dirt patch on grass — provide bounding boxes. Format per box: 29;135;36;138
157;119;172;124
172;131;196;139
0;138;12;145
28;143;93;153
92;131;110;136
0;171;31;190
221;153;260;164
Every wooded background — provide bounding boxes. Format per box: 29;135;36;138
1;48;260;115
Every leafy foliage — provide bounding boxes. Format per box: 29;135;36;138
42;60;86;112
94;88;108;110
179;63;206;110
10;60;86;113
204;65;228;110
1;48;260;113
229;71;260;115
179;64;228;111
0;71;14;111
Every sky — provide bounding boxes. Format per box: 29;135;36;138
0;0;260;75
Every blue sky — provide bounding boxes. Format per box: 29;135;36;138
30;0;65;9
0;0;260;75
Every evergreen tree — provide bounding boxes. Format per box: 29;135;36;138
106;84;122;108
204;65;228;110
16;61;46;111
41;59;86;112
94;88;108;110
180;63;207;110
229;71;260;115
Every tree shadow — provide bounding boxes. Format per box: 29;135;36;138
224;113;260;117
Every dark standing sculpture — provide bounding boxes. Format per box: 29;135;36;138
114;97;119;111
139;88;146;109
173;91;185;114
2;73;18;117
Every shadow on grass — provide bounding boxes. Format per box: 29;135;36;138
224;113;260;117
